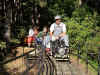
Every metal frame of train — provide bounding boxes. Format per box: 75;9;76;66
27;37;70;61
50;39;70;61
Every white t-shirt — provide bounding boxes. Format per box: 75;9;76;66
50;22;66;33
28;28;34;37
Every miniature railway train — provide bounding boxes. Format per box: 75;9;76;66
24;37;70;75
26;36;70;61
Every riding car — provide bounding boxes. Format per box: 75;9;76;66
50;36;70;61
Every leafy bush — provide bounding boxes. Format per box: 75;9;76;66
63;7;100;59
17;27;27;39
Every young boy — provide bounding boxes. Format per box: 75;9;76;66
37;26;49;39
37;26;50;52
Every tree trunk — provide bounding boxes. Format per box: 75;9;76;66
4;0;14;42
79;0;82;7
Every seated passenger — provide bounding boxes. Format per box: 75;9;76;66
27;26;39;47
37;26;50;52
37;26;49;40
50;15;69;47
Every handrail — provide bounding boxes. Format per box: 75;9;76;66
70;48;100;75
2;48;34;64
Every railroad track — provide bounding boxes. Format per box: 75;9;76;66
23;49;57;75
23;49;86;75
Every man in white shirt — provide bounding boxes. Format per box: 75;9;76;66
50;15;69;47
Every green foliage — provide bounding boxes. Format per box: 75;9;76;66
0;42;6;49
17;27;27;39
10;39;20;44
64;7;100;56
48;0;75;17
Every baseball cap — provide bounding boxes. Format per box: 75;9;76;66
54;15;61;20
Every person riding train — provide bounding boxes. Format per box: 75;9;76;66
27;26;39;47
49;15;69;57
50;15;69;47
37;26;51;52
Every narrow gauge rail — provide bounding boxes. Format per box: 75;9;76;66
23;50;57;75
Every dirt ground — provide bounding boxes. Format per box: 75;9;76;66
70;55;97;75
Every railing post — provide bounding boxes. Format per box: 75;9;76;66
85;42;88;75
98;47;100;75
77;45;80;65
86;49;88;75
